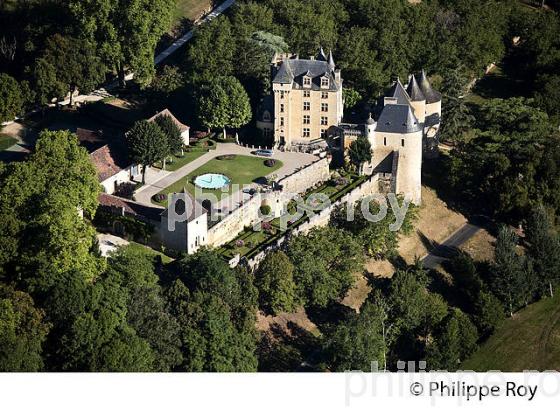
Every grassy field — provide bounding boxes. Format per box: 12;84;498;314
462;294;560;371
126;242;174;264
0;134;17;151
173;0;212;25
153;155;283;204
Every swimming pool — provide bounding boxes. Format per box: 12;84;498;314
194;173;231;190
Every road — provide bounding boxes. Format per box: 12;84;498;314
421;223;482;269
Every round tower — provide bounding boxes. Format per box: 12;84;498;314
364;113;377;149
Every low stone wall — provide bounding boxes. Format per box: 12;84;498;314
207;193;263;248
276;157;330;194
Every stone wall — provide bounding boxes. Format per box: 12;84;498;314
207;193;263;248
235;173;381;270
276;157;330;194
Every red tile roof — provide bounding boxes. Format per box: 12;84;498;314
148;109;190;133
89;144;129;181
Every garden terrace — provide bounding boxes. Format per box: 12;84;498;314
218;172;366;260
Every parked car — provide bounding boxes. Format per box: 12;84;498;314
254;149;274;157
242;187;257;195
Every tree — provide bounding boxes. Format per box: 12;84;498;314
197;76;252;138
322;302;386;371
0;73;23;123
0;284;50;371
440;65;474;143
32;57;66;108
426;308;478;371
149;65;185;101
0;130;102;293
126;120;169;182
490;226;534;315
286;227;363;307
348;135;372;168
68;0;173;87
525;205;560;298
343;87;361;110
255;251;298;315
155;114;184;156
41;34;106;105
185;17;236;82
108;246;182;371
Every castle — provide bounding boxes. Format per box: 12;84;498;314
257;49;442;205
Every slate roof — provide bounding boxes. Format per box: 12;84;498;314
257;95;274;122
374;151;395;174
98;193;161;221
272;58;339;91
418;70;441;104
160;191;207;223
89;143;130;182
406;75;426;102
148;109;190;133
376;104;422;134
386;79;411;105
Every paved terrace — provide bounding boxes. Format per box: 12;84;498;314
133;143;318;213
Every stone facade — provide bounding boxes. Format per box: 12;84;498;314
258;50;344;148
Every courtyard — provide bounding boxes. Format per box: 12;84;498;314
151;154;283;205
133;143;318;211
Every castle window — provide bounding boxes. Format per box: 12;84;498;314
321;116;328;126
401;139;405;147
321;129;327;138
280;91;285;99
321;77;329;88
303;115;310;125
280;117;284;126
322;91;328;99
263;128;271;137
384;137;387;146
303;90;311;98
280;104;284;113
303;128;310;138
303;101;310;111
303;76;311;87
321;103;328;112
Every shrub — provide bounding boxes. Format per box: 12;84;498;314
332;177;349;187
264;159;276;167
153;193;167;202
217;154;236;160
235;239;245;248
260;204;272;216
261;221;273;232
114;182;137;199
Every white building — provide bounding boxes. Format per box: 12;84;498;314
89;143;140;195
148;108;190;146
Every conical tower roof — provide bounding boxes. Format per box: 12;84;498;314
387;78;411;105
406;75;426;102
328;50;335;70
418;70;441;104
317;47;327;61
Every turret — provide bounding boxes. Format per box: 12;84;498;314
417;69;442;122
406;74;426;123
365;112;377;148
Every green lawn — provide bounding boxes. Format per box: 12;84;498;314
173;0;212;25
153;155;283;205
0;134;17;151
153;150;208;172
462;294;560;371
126;242;174;264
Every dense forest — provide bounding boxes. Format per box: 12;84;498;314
1;0;560;372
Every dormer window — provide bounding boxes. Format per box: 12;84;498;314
262;111;270;122
303;76;312;87
321;76;329;88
